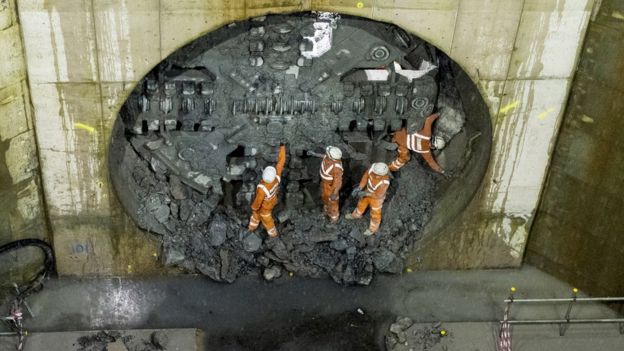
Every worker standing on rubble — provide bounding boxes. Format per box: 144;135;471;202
248;144;286;238
389;113;446;174
346;162;391;236
319;146;344;223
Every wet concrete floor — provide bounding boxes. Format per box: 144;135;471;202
3;266;619;350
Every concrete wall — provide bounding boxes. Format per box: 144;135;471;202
14;0;596;275
0;0;49;280
527;0;624;297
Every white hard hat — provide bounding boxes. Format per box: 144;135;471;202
371;162;389;176
432;136;446;150
326;146;342;160
262;166;277;183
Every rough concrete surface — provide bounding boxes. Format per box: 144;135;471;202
0;0;49;285
527;0;624;298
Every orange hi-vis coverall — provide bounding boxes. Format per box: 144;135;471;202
248;145;286;238
389;113;444;174
351;167;390;233
319;155;343;222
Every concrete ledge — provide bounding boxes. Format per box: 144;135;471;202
389;321;624;351
0;328;204;351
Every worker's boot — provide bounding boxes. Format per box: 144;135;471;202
345;212;361;220
267;227;278;238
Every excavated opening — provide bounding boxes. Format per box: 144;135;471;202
109;13;492;285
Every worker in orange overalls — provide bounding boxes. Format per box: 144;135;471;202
319;146;344;223
389;113;446;174
248;144;286;238
346;162;391;236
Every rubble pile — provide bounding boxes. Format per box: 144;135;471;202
133;152;435;285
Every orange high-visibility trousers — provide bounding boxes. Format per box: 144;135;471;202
320;180;339;222
248;208;277;237
351;196;384;233
389;145;410;172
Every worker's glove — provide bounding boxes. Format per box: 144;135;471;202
351;188;366;199
329;193;339;201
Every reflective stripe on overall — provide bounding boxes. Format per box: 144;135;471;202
320;158;343;181
407;132;431;154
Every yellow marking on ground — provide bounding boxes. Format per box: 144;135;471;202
580;114;594;123
612;11;624;20
537;107;555;120
74;122;96;133
499;101;519;114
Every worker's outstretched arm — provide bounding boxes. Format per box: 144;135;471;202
358;169;370;189
422;153;444;174
276;144;286;177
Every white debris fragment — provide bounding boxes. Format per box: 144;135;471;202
364;69;390;81
357;308;365;315
394;61;437;82
301;22;332;59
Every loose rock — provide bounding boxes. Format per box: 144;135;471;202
263;266;282;281
243;232;263;252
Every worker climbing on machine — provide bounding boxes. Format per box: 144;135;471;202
248;143;287;238
346;162;391;236
389;113;446;174
318;146;344;223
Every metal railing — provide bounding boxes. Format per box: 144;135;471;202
500;287;624;336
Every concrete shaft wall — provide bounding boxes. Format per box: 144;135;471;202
0;0;49;279
14;0;595;276
527;0;624;297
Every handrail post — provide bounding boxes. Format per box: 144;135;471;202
560;288;578;336
498;287;516;351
